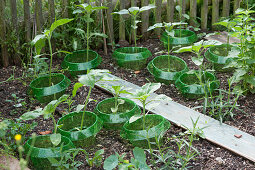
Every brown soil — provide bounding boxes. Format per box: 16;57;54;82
0;37;255;169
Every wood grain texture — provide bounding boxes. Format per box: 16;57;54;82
119;0;126;41
0;0;9;67
212;0;219;30
190;0;197;26
222;0;230;17
201;0;208;30
95;74;255;162
155;0;162;36
166;0;174;22
23;0;31;42
141;0;149;40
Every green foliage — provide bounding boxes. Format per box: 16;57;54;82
0;119;37;153
48;148;84;170
103;147;150;170
83;149;104;167
20;94;69;146
113;4;155;47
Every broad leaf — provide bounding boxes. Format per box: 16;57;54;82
76;104;85;112
192;57;203;66
140;4;156;12
50;133;61;146
73;83;83;97
133;147;146;163
32;34;46;55
49;19;74;35
20;108;43;121
129;115;142;123
128;7;140;16
103;155;118;170
90;32;108;38
147;23;163;31
113;9;129;15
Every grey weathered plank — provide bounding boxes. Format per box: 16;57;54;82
205;31;240;44
95;74;255;162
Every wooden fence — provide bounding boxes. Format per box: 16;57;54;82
0;0;242;67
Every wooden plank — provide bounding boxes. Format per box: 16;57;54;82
119;0;126;41
222;0;230;17
95;74;255;162
35;0;43;34
205;31;240;44
234;0;241;13
212;0;219;30
105;0;114;50
155;0;162;36
24;0;31;42
189;0;197;26
0;0;9;67
201;0;208;30
166;0;174;22
62;0;69;18
141;0;149;40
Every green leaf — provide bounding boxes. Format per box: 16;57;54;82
113;9;129;15
73;83;83;97
128;7;140;16
129;115;142;123
32;34;46;55
192;57;203;66
103;155;118;170
147;23;163;31
140;4;156;12
175;5;181;13
20;108;43;121
49;18;74;35
73;9;83;14
90;33;108;38
95;149;104;157
133;147;146;163
50;133;61;146
42;100;58;119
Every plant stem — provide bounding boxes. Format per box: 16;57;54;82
50;114;57;134
48;38;53;86
133;16;137;48
142;101;146;130
80;86;92;130
167;35;170;71
86;13;90;62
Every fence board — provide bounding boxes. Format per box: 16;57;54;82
0;0;9;67
155;0;162;36
212;0;219;30
190;0;197;26
35;0;43;33
201;0;208;30
119;0;126;41
234;0;241;12
95;74;255;163
222;0;230;17
141;0;149;40
23;0;31;42
166;0;174;22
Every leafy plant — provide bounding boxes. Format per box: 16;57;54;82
148;117;204;169
83;149;104;167
175;3;190;37
147;22;187;71
20;94;69;146
77;69;112;130
104;85;132;114
5;93;27;115
73;3;108;61
48;148;84;170
128;83;170;130
32;18;73;85
113;4;155;48
103;147;150;170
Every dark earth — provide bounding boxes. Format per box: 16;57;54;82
0;37;255;169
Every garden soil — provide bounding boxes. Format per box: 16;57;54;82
0;38;255;169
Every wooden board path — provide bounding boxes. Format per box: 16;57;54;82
96;73;255;162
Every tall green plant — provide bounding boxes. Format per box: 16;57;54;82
148;22;187;71
73;3;108;61
32;18;73;85
76;69;112;130
113;4;155;48
20;94;69;146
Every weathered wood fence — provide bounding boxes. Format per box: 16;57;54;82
0;0;242;67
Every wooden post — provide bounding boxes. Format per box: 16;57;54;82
24;0;31;42
130;0;137;43
35;0;43;33
0;0;9;67
119;0;126;41
105;0;114;50
49;0;55;24
212;0;219;30
155;0;162;37
62;0;69;18
190;0;197;26
201;0;208;30
166;0;174;22
10;0;21;65
234;0;241;13
141;0;149;40
222;0;230;17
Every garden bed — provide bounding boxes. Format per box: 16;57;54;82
0;38;255;169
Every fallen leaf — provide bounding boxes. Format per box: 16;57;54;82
39;131;51;135
134;71;141;74
234;134;242;138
